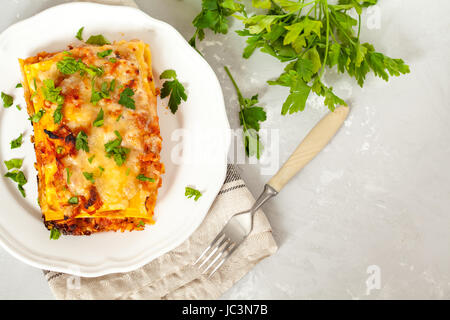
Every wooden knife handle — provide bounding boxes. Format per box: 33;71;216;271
267;106;349;192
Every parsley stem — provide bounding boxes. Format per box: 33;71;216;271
305;2;317;17
224;66;251;141
319;0;330;79
296;0;305;20
328;12;355;45
224;66;244;105
357;14;361;41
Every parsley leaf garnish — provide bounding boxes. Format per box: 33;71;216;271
224;66;266;158
66;168;72;184
76;27;84;41
86;34;111;46
137;220;145;227
57;56;80;75
4;170;27;185
93;108;104;127
75;131;89;152
110;79;117;92
185;187;202;201
57;55;104;77
29;109;46;123
1;92;13;108
136;174;155;182
10;134;23;149
97;49;113;58
16;83;23;88
18;185;26;198
4;158;23;170
160;69;187;114
68;197;79;205
88;155;95;163
83;172;95;183
104;130;130;166
4;170;27;197
42;79;64;105
90;78;109;105
118;87;136;110
49;228;61;240
16;105;21;110
81;64;104;77
53;105;63;124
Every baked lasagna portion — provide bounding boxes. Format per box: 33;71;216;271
19;40;164;235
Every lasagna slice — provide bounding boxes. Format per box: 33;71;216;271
19;40;164;235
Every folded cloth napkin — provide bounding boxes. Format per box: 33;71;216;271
44;0;277;300
45;164;277;299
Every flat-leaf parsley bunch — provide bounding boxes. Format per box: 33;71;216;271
190;0;410;156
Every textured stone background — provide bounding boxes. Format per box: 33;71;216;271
0;0;449;299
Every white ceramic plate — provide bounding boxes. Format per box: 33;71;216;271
0;2;230;277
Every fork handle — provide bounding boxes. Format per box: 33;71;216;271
267;106;349;192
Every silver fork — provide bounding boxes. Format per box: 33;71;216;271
194;106;349;278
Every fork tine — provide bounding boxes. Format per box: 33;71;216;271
203;240;233;274
207;242;239;278
193;232;224;265
198;236;228;269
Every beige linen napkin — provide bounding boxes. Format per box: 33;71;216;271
43;0;277;300
45;165;277;299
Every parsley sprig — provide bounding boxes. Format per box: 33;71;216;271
224;66;267;158
160;69;187;114
189;0;245;48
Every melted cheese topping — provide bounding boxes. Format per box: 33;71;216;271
20;40;163;222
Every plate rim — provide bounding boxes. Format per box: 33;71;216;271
0;1;230;277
